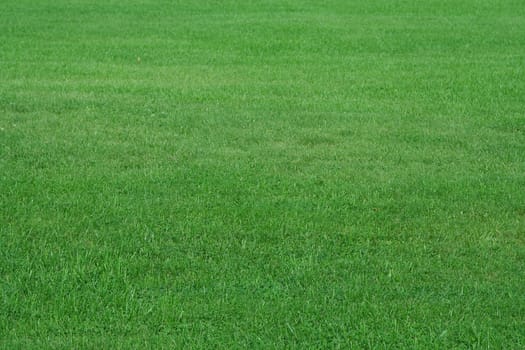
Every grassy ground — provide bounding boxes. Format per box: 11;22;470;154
1;0;524;348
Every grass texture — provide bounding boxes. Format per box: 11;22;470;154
1;0;524;348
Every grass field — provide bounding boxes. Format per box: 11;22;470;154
1;0;524;348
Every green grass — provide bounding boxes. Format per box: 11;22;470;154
1;0;524;348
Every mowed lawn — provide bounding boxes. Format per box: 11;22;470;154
1;0;524;348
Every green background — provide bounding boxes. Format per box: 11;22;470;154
1;0;524;348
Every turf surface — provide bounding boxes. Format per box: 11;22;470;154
1;0;525;348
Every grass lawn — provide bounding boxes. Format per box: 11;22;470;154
1;0;524;348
